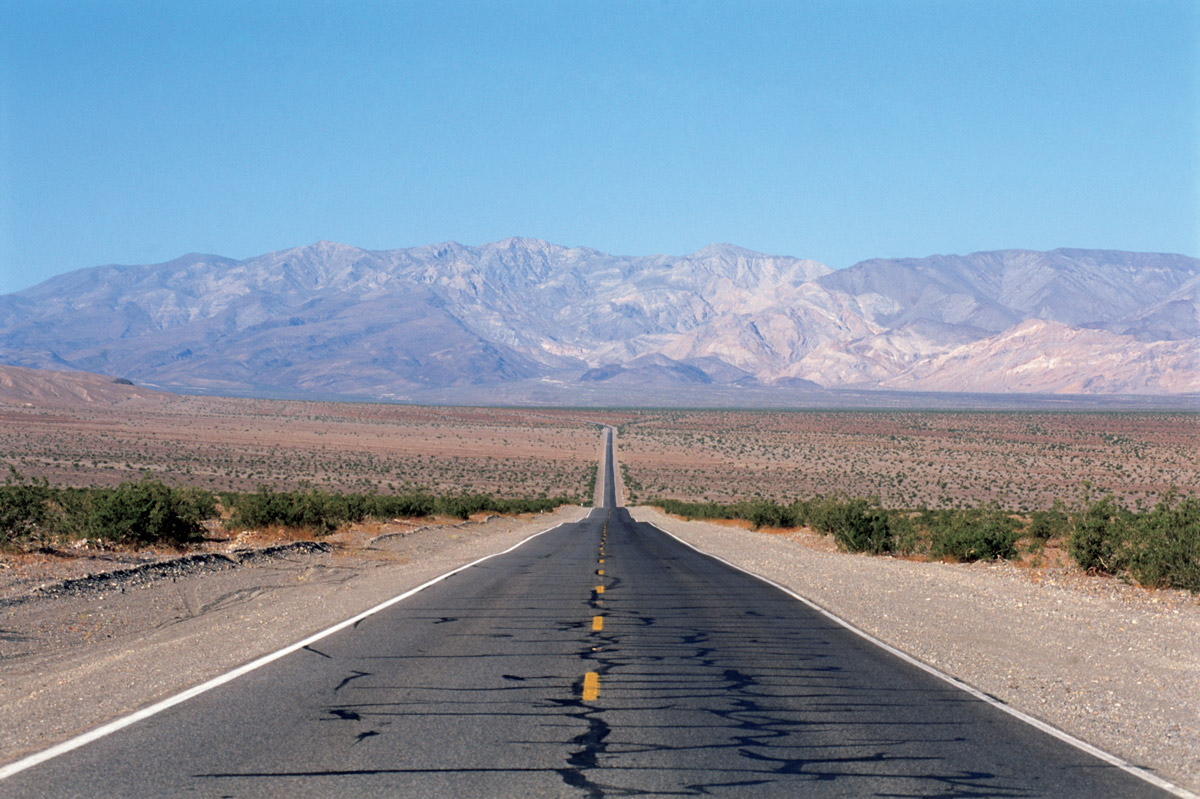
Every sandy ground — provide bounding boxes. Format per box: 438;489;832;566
631;507;1200;795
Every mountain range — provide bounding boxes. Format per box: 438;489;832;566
0;239;1196;403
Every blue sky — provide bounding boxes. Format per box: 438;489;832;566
1;0;1196;293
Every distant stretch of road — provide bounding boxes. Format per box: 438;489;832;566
0;428;1179;797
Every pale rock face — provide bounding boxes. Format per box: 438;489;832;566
0;240;1195;398
880;320;1200;394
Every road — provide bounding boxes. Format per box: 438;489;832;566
0;428;1178;797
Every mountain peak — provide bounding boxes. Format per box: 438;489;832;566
304;240;363;255
488;236;560;253
691;242;764;259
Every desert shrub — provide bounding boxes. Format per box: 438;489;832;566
435;492;495;520
654;497;808;529
0;468;53;548
500;496;573;515
434;492;571;519
365;492;435;519
225;487;362;535
1125;493;1200;592
827;500;894;554
77;476;216;546
889;512;921;556
742;499;801;530
928;503;1019;562
226;487;294;530
1027;499;1070;541
584;464;598;500
620;464;642;502
807;494;857;538
655;498;742;522
226;487;572;531
1068;495;1131;574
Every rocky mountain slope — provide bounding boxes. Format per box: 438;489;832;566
0;239;1195;399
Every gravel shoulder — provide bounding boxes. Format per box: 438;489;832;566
631;506;1200;795
0;505;590;766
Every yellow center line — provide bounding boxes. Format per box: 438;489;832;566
598;558;604;564
597;569;604;575
595;585;604;594
582;672;600;701
592;615;603;631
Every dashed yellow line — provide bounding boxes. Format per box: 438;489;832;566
592;615;603;631
595;585;604;594
582;672;600;701
597;569;604;576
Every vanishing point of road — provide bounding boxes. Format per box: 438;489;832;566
0;429;1181;797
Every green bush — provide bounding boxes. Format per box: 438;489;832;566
78;477;216;547
823;499;894;554
1028;499;1069;541
1068;495;1130;574
224;487;570;532
365;492;435;520
226;486;366;534
889;512;921;556
1126;494;1200;592
0;468;52;548
584;464;598;501
655;498;742;522
743;499;801;530
435;492;495;521
651;487;1199;591
928;503;1020;562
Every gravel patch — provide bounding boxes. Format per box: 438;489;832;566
631;506;1200;795
0;542;332;607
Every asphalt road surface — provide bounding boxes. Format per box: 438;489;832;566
0;430;1177;797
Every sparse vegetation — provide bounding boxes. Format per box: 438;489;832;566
616;409;1198;512
0;471;218;548
222;486;576;534
71;477;218;546
0;470;581;551
1068;491;1200;592
651;488;1200;591
924;503;1020;562
0;399;618;499
4;398;1197;591
0;467;53;548
0;398;612;549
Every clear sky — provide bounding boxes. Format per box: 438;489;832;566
1;0;1197;293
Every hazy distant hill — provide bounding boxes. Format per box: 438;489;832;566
0;363;174;407
0;239;1195;400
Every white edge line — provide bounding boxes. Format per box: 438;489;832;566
0;519;573;782
644;520;1199;799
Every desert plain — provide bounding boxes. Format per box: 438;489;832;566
2;385;1195;515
